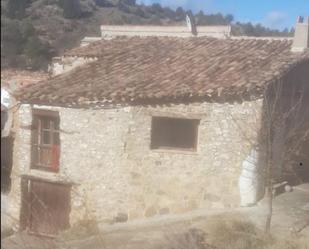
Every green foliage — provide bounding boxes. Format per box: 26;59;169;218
162;7;176;20
7;0;30;19
1;18;24;46
225;14;234;23
148;15;162;25
134;7;146;18
95;0;114;8
118;1;131;13
120;0;136;6
233;22;294;37
1;0;294;70
20;20;36;38
196;12;233;25
1;17;52;69
24;36;50;58
59;0;82;19
150;3;163;15
175;7;185;21
1;18;25;67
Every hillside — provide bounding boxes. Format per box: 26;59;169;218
1;0;294;70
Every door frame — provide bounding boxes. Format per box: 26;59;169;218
20;175;72;237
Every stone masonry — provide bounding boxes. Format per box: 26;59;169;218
8;99;263;228
49;56;97;76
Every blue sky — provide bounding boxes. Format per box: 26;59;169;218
137;0;309;30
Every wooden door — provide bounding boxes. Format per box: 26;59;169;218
21;178;71;236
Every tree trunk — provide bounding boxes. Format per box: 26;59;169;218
264;185;273;233
264;134;273;234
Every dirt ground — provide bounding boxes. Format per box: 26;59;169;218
247;183;309;236
2;183;309;249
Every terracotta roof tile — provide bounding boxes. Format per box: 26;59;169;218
16;36;309;107
1;70;49;91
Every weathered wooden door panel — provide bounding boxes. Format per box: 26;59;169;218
21;178;71;236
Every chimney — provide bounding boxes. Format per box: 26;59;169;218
291;16;309;52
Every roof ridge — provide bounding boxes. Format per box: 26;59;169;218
230;36;293;41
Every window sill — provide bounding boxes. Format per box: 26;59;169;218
30;166;59;173
26;169;77;185
151;148;198;155
21;173;74;186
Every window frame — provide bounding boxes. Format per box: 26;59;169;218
31;109;60;173
150;116;200;152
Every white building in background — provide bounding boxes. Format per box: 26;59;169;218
80;14;231;46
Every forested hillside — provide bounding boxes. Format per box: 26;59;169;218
1;0;294;70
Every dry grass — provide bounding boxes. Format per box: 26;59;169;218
58;215;309;249
162;228;216;249
59;219;100;241
264;237;309;249
192;214;309;249
1;227;14;239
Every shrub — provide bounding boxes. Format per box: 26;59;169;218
59;0;82;19
95;0;114;8
205;218;268;249
7;0;30;19
120;0;136;6
196;215;309;249
175;7;185;21
23;36;52;69
163;228;215;249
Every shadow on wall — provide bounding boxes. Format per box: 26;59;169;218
287;137;309;184
1;136;14;194
258;61;309;188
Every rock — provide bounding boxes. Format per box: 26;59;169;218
284;185;293;192
301;203;309;211
156;190;166;195
113;212;128;223
211;202;225;209
144;206;157;217
203;193;220;202
130;172;140;179
101;218;114;225
186;200;198;210
159;207;169;215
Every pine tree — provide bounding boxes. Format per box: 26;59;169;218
175;7;185;21
59;0;82;19
7;0;29;19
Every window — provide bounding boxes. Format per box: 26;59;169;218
150;116;199;151
31;109;60;172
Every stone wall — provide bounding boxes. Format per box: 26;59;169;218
10;99;263;228
4;105;32;231
49;56;97;76
100;25;231;39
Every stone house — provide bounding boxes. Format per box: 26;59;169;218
4;17;309;236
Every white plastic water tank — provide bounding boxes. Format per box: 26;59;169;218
1;88;14;138
239;149;261;206
1;194;8;233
